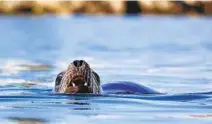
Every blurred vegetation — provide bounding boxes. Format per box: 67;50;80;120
0;1;212;16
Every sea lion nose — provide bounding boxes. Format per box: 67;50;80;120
73;60;84;67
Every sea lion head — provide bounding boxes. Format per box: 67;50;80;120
55;60;100;94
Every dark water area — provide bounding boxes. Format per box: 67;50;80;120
0;15;212;123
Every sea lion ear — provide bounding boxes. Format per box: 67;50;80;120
55;71;65;86
92;71;100;85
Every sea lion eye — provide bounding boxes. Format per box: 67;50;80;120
79;60;84;66
55;71;64;86
93;71;100;84
73;60;79;67
73;60;84;67
55;75;62;85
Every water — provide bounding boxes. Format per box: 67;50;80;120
0;15;212;124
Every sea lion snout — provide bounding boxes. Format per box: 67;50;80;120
55;60;100;94
64;60;90;93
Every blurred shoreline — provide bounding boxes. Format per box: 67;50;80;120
0;1;212;16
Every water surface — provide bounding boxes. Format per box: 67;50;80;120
0;15;212;124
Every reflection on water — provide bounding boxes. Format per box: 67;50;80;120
8;117;47;124
0;15;212;123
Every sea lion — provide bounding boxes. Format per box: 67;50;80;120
55;60;101;94
55;60;159;94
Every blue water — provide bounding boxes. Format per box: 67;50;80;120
0;15;212;124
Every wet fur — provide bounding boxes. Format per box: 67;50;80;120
55;60;101;94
